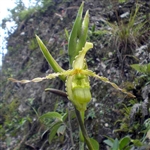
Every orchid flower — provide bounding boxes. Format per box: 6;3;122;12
9;2;135;112
9;39;135;111
8;3;135;149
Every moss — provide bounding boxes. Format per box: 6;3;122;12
8;98;20;113
29;38;38;50
8;44;22;56
8;46;15;51
19;8;37;21
0;97;21;138
122;81;134;91
0;98;19;121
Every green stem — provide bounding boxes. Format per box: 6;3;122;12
79;111;84;142
74;107;94;150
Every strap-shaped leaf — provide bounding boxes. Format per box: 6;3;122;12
76;10;89;56
36;35;66;81
49;121;62;143
68;2;84;66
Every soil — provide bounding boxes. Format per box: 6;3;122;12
0;0;150;150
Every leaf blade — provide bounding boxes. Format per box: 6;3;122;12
36;35;66;81
40;112;63;122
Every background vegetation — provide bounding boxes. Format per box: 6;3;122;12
0;0;150;149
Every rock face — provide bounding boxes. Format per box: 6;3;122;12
0;0;150;149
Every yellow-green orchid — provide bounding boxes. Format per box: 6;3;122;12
9;2;135;112
9;41;135;111
8;3;135;149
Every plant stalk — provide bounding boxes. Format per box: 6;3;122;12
74;107;94;150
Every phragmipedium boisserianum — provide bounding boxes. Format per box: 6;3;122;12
9;2;135;150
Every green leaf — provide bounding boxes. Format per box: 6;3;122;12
119;136;131;149
119;0;126;3
65;28;69;41
76;10;89;58
62;113;68;121
90;138;99;150
68;2;84;66
103;139;114;147
49;122;62;143
35;35;66;81
41;128;49;139
124;146;133;150
57;125;66;136
146;64;150;74
112;138;119;150
131;64;149;75
131;139;143;147
40;112;63;122
91;24;95;33
131;64;143;73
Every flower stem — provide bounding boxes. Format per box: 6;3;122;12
74;107;94;150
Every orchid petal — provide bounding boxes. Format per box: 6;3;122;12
83;70;135;98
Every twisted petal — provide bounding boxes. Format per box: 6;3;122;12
8;70;75;84
8;77;46;83
82;70;135;98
